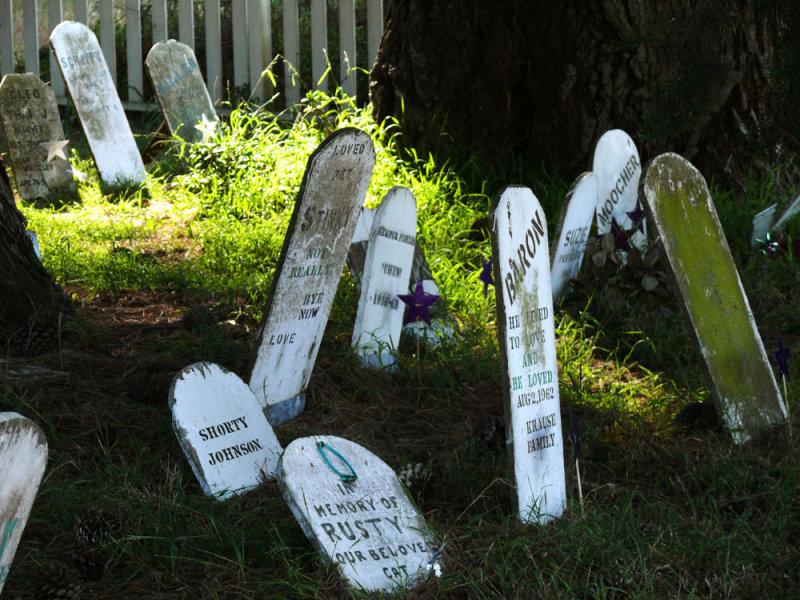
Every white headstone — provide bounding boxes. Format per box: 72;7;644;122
0;412;48;593
593;129;645;250
550;172;597;301
0;73;77;200
773;194;800;232
145;40;219;143
169;362;282;500
249;128;375;424
278;435;438;592
491;186;566;523
50;21;146;188
352;187;417;368
750;204;777;249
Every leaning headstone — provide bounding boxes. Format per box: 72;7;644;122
278;435;439;592
773;194;800;232
169;362;282;500
249;128;375;424
750;204;777;248
0;73;76;200
346;206;376;286
352;187;417;368
593;129;645;250
145;40;219;143
0;412;48;593
50;21;146;189
550;172;597;301
491;186;566;523
643;153;787;443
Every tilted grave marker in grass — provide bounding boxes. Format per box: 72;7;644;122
550;172;597;301
593;129;645;250
278;435;439;592
773;194;800;232
249;128;375;424
491;186;566;523
352;187;417;368
169;362;282;500
145;40;219;144
0;412;48;593
50;21;146;190
0;73;76;200
643;153;787;443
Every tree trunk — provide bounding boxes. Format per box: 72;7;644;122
0;160;73;355
370;0;786;179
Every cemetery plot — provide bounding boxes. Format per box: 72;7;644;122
169;362;282;500
145;40;219;143
249;128;375;424
593;129;645;250
0;73;76;200
491;185;566;524
278;435;438;592
50;21;146;189
643;153;787;443
351;187;417;368
0;412;48;594
550;172;597;301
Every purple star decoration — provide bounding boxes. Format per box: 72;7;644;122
773;331;791;382
610;217;631;251
479;255;494;298
626;198;646;235
567;407;582;460
398;279;440;326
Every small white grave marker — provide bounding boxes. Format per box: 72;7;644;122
0;73;76;200
169;362;282;500
491;186;566;523
0;412;48;593
278;435;438;592
352;187;417;368
750;204;777;249
249;128;375;424
50;22;146;188
550;172;597;301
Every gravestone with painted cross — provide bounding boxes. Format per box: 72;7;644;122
352;187;417;368
249;128;375;424
550;172;597;301
491;186;566;524
169;362;282;500
0;73;76;200
278;435;439;592
0;412;48;593
50;21;146;189
145;40;219;143
593;129;645;250
643;153;787;443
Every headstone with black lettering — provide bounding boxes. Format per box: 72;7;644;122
145;40;219;143
0;73;76;200
249;128;375;424
0;412;48;594
352;187;416;368
491;185;566;524
50;21;146;189
593;129;645;250
169;362;282;500
278;435;439;592
550;172;597;301
643;153;787;443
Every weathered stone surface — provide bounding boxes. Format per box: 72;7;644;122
643;153;787;443
0;73;76;200
278;435;438;592
145;40;218;143
550;172;596;301
169;362;282;500
249;128;375;424
50;21;146;188
491;185;566;523
352;187;417;368
0;412;48;593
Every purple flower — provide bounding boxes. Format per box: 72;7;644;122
773;331;791;382
479;255;494;298
398;279;440;326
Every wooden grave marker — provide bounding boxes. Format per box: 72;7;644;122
643;153;787;443
491;186;566;523
249;128;375;424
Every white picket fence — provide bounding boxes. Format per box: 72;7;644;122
0;0;384;110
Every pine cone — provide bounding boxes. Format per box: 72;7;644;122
36;561;82;600
71;509;119;580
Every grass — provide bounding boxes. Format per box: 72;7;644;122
2;89;800;598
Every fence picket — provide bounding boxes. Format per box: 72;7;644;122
152;0;168;42
178;0;194;49
0;0;11;77
48;0;65;94
247;0;270;101
367;0;383;72
204;0;222;104
99;0;115;85
310;0;327;91
73;0;87;24
125;0;143;101
339;0;356;98
232;0;247;92
23;0;39;75
283;0;300;106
